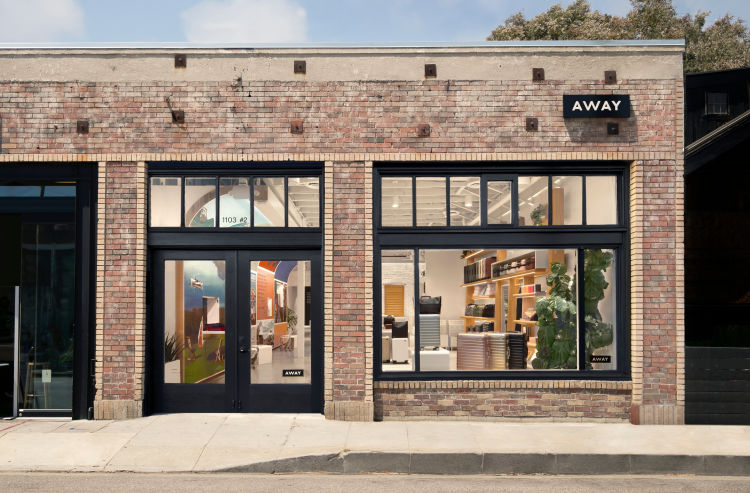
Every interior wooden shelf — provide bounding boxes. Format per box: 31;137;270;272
461;315;495;321
464;249;496;260
460;278;494;288
491;268;547;282
515;292;544;298
513;319;538;325
471;295;496;299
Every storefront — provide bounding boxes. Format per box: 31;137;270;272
0;41;685;424
0;165;95;419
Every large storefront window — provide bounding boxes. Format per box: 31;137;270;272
376;165;626;377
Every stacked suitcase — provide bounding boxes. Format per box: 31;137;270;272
457;333;489;370
486;333;508;370
506;332;527;369
419;314;441;348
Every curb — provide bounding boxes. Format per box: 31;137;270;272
218;452;750;476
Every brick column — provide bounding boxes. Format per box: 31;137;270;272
323;160;374;421
630;158;685;424
94;161;147;419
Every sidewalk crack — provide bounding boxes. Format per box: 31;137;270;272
192;415;228;472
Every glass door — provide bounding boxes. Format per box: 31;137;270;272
152;251;237;412
151;250;321;413
237;252;321;412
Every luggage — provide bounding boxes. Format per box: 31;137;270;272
487;333;508;370
457;333;489;370
419;314;441;348
382;336;391;362
506;332;528;369
392;320;408;339
391;337;409;363
419;296;442;314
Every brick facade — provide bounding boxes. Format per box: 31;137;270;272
94;161;147;419
0;45;684;423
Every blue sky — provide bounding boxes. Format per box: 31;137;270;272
0;0;749;44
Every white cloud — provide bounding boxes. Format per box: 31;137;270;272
0;0;84;42
181;0;307;43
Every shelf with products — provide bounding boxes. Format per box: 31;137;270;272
462;249;566;336
460;278;494;288
463;249;496;260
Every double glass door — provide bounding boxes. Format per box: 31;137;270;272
151;250;321;413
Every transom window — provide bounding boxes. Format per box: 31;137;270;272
150;174;320;229
380;173;618;228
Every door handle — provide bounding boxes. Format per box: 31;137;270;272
239;336;248;353
239;345;249;353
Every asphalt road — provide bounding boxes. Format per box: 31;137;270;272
1;473;749;492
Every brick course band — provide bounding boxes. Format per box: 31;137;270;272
375;384;631;421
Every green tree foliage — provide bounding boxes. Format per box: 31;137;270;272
487;0;750;73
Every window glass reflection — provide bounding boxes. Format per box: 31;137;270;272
380;250;415;371
164;260;226;384
253;178;285;227
584;249;617;370
381;177;413;227
150;177;182;227
288;177;320;227
250;260;311;384
219;178;250;228
551;176;582;225
185;177;217;228
416;177;446;227
586;176;617;224
487;181;512;225
380;248;581;372
518;177;548;226
449;177;480;226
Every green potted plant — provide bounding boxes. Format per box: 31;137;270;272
533;262;577;369
532;250;615;369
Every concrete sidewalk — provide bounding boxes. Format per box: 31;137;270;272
0;414;748;475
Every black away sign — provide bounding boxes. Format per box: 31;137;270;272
283;369;304;377
563;95;630;118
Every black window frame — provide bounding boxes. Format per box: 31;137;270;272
148;161;323;233
374;161;630;381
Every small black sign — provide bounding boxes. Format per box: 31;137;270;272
590;355;611;363
283;369;304;377
563;95;630;118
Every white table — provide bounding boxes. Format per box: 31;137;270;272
256;344;272;365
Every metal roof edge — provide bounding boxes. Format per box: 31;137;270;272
685;108;750;157
0;40;686;50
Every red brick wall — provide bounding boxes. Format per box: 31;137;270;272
331;163;368;402
98;162;141;402
0;80;675;155
375;382;631;421
641;160;679;405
